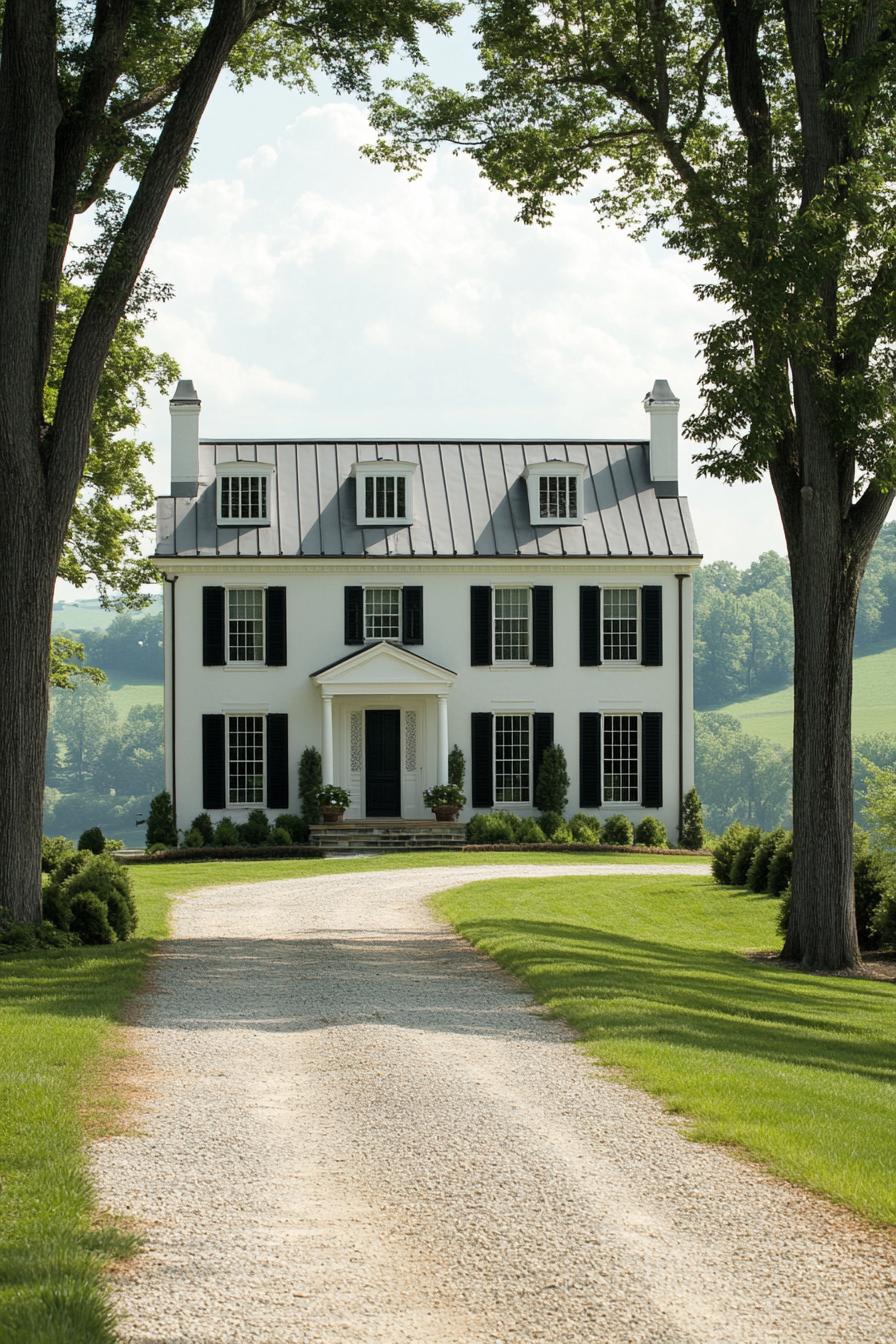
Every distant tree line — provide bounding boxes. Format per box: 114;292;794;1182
695;524;896;709
54;607;163;684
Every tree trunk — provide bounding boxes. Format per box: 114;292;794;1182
784;533;861;970
0;467;56;923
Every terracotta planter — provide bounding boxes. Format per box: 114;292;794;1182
432;805;460;822
320;806;345;823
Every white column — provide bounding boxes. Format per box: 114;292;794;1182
437;694;449;784
322;695;334;783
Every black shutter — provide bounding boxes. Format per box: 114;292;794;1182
344;586;364;644
642;712;663;808
471;713;494;808
265;588;287;666
641;586;663;665
579;712;601;808
532;586;553;666
470;587;492;665
202;715;226;809
202;587;225;666
266;713;289;810
532;713;554;797
402;586;423;644
580;586;601;666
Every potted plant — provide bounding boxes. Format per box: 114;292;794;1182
422;783;466;822
316;784;351;823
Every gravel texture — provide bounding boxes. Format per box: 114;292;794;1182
92;863;896;1344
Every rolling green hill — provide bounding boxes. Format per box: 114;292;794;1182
52;595;162;633
715;645;896;746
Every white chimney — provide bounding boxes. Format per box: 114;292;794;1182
170;378;201;495
642;378;680;496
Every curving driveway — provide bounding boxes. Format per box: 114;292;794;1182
92;864;896;1344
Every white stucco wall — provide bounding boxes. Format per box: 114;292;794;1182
160;558;698;838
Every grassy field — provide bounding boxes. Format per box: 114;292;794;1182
107;677;163;718
434;873;896;1225
52;597;162;634
715;644;896;746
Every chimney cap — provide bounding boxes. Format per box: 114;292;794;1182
643;378;679;408
170;378;200;406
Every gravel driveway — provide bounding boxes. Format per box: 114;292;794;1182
92;863;896;1344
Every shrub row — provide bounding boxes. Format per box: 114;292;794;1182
713;821;896;952
0;850;141;950
465;811;669;847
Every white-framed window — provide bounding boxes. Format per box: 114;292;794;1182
364;587;401;641
216;462;273;525
538;474;578;520
603;714;640;804
494;714;531;804
352;461;416;525
227;714;265;806
602;588;640;662
227;588;265;664
523;461;585;526
494;587;531;663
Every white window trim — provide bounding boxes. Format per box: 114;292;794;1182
523;461;586;526
493;711;533;807
351;461;416;526
216;461;274;526
225;586;266;668
601;586;641;665
492;584;532;666
363;585;403;643
225;712;266;810
602;712;641;808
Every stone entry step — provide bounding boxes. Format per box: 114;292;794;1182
309;820;466;851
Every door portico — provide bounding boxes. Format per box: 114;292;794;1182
310;643;457;818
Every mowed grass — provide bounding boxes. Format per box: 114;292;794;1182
0;884;170;1343
434;874;896;1224
107;678;163;718
715;644;896;746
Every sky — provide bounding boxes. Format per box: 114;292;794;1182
61;15;854;598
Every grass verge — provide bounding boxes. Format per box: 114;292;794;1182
0;883;170;1342
433;873;896;1225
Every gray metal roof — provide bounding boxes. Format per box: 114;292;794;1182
155;440;700;560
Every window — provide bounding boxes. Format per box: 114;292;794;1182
228;715;265;805
219;473;268;522
524;461;585;525
603;588;639;662
365;587;401;641
538;474;578;520
352;461;416;525
604;714;639;804
495;714;530;803
494;587;530;662
227;588;264;663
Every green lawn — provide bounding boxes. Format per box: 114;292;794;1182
0;883;170;1343
434;873;896;1225
715;644;896;746
106;677;163;718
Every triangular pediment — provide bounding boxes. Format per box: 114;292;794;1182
311;641;456;691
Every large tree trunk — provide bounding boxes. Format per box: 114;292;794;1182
0;463;57;922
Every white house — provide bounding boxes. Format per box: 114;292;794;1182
154;380;700;838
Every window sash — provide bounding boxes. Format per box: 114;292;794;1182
602;588;639;662
364;474;407;520
227;588;265;663
227;714;265;806
364;587;402;641
493;587;531;663
603;714;640;804
219;474;268;522
494;714;531;804
538;474;578;520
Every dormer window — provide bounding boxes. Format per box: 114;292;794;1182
524;461;586;526
216;462;273;526
352;460;415;526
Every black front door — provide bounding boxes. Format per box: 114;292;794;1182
365;710;401;817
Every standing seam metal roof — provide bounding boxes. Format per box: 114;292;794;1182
154;439;700;560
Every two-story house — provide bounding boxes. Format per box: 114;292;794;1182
154;379;700;838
